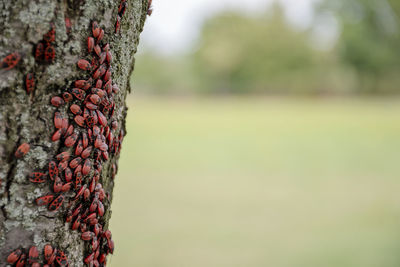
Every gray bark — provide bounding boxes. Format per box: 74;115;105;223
0;0;147;265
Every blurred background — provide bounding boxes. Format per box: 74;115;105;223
109;0;400;266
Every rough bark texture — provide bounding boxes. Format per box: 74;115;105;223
0;0;147;265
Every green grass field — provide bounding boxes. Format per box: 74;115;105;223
109;96;400;267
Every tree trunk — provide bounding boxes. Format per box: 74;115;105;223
0;0;147;265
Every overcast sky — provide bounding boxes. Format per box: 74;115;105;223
139;0;321;54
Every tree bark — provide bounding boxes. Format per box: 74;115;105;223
0;0;147;265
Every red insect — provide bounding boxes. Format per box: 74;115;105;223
65;133;78;147
65;167;73;182
84;252;94;264
62;92;73;102
77;59;91;71
104;67;111;81
74;140;83;157
86;102;98;110
44;45;55;63
93;64;106;79
25;73;35;94
97;28;104;43
85;115;95;128
7;249;22;264
74;115;85;127
88;37;94;53
53;176;63;193
82;159;92;175
51;96;65;107
82;133;89;149
44;244;53;262
70;104;82;115
15;143;30;158
43;24;56;44
28;246;39;264
106;51;112;64
65;17;72;33
58;160;68;171
94;44;101;57
54;112;63;129
103;43;110;52
16;253;26;267
99;51;107;64
36;195;54;206
115;16;121;34
69;157;82;169
82;231;95;241
1;52;21;70
92;21;100;37
81;146;93;158
52;129;62;141
75;172;82;188
71;88;85;100
29;172;46;183
62;182;72;192
49;160;58;180
56;151;70;162
49;195;64;211
97;201;105;216
119;0;128;16
147;0;153;16
96;110;108;126
75;79;92;90
35;43;44;61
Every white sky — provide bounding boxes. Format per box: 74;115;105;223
139;0;323;55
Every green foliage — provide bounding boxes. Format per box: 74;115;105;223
317;0;400;93
193;4;326;94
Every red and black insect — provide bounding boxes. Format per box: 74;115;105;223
25;73;35;94
53;176;63;193
115;16;121;34
77;59;91;71
29;172;46;183
56;151;70;162
71;88;85;100
28;246;39;264
43;24;56;44
65;133;78;147
88;37;94;53
63;92;73;102
74;115;85;127
92;21;100;38
16;253;26;267
44;45;55;63
35;43;44;61
51;96;65;107
49;161;58;180
49;195;64;211
1;52;21;70
15;143;30;158
36;194;54;206
7;249;22;264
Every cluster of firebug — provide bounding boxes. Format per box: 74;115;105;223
7;244;68;267
29;20;124;266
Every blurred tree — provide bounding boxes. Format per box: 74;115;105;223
317;0;400;93
193;3;326;94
